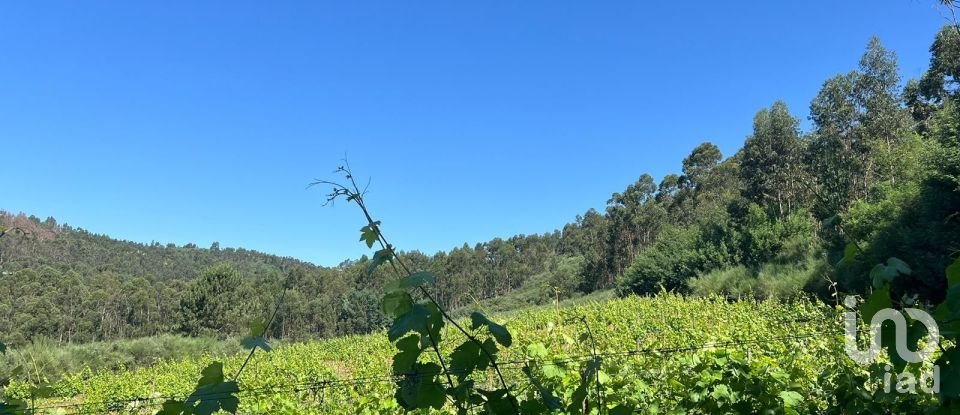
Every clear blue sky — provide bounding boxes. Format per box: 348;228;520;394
0;1;950;266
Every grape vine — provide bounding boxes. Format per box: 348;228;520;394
313;162;527;413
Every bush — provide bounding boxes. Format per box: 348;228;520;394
451;256;589;316
689;253;828;300
617;226;705;296
738;204;816;266
689;265;756;298
0;335;243;386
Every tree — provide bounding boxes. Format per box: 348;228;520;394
741;101;809;217
858;37;910;183
575;209;611;292
336;289;387;335
682;142;723;188
601;174;661;285
919;26;960;103
807;37;908;219
179;264;242;337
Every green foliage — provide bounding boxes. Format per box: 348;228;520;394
843;258;960;412
381;291;413;318
617;225;704;295
737;205;817;266
741;101;810;217
0;335;244;388
807;38;909;220
689;253;828;300
470;312;512;348
0;209;574;346
320;166;523;413
837;147;960;301
367;249;393;275
152;286;283;415
242;319;273;353
688;265;756;297
668;350;806;414
180;264;243;337
360;222;380;248
15;294;844;414
682;142;723;188
155;362;240;415
0;399;27;415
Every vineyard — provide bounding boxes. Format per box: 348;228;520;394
5;294;890;414
2;1;959;413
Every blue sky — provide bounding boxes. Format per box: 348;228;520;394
0;1;950;266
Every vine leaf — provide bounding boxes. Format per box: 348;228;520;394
389;304;430;342
185;363;240;415
449;340;492;382
470;312;512;347
521;366;562;410
881;320;907;371
422;302;444;348
382;290;414;317
479;388;518;414
526;343;547;358
446;380;475;406
947;257;960;287
837;242;858;267
241;336;272;352
870;257;911;288
859;285;891;323
568;359;601;414
779;391;803;408
392;335;423;374
367;249;393;274
885;257;911;275
360;222;380;248
156;400;186;415
938;347;960;399
395;362;446;410
241;318;272;352
326;163;518;413
156;362;240;415
888;320;931;372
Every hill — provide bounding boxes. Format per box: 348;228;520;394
0;210;582;345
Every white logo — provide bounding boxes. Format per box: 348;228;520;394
843;296;940;394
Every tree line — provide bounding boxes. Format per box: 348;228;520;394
0;211;574;345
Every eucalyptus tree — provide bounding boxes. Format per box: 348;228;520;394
741;101;810;217
808;38;908;219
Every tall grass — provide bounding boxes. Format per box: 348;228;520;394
689;253;829;300
0;335;243;385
